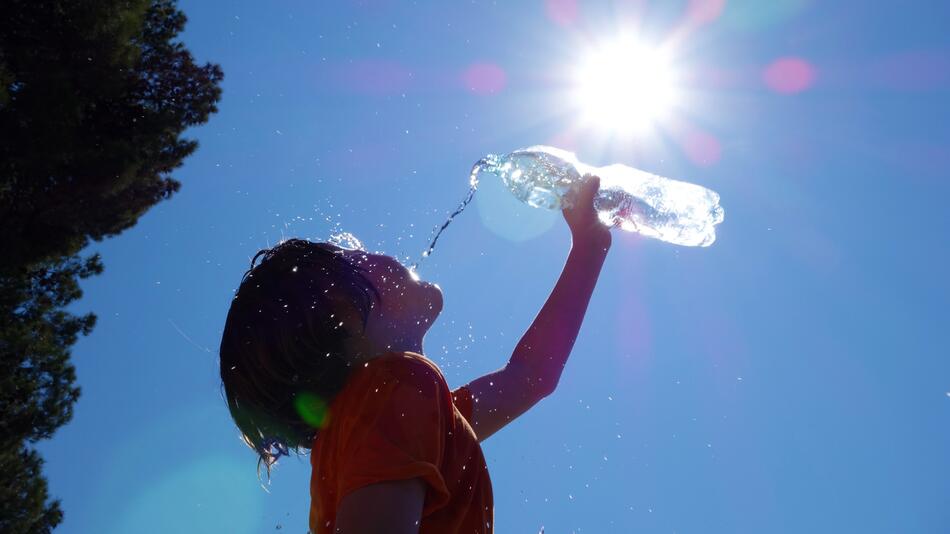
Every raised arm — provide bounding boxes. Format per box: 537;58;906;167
461;176;612;441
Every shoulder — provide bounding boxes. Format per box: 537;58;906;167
360;351;448;389
339;353;454;434
336;352;450;410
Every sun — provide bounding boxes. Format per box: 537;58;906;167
572;37;680;135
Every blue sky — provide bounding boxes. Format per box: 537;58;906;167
40;0;950;532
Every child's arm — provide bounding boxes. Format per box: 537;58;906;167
461;175;611;441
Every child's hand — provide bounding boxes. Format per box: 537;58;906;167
563;174;612;250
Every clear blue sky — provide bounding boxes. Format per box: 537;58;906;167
40;0;950;532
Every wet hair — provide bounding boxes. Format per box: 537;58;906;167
219;239;380;478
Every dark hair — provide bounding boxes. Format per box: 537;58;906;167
219;239;380;478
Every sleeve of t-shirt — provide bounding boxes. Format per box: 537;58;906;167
336;359;452;516
451;385;474;424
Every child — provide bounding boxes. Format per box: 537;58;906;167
220;176;611;533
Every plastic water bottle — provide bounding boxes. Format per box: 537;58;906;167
473;145;725;247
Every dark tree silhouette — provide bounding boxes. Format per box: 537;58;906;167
0;1;222;530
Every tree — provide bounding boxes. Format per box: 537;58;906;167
0;1;223;530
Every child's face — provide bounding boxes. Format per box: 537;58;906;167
343;250;443;343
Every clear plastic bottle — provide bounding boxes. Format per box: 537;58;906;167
473;145;725;247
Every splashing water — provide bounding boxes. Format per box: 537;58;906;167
411;160;485;270
328;231;365;251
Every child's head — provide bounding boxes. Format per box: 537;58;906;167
218;239;442;473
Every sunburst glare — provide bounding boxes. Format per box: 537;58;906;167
571;36;681;136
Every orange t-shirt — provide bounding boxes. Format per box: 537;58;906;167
309;351;494;533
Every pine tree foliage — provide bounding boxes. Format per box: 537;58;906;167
0;1;223;530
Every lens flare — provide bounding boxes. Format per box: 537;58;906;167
763;57;816;94
294;392;330;429
462;63;507;95
545;0;579;26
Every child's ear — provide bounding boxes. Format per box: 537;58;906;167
325;293;371;334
